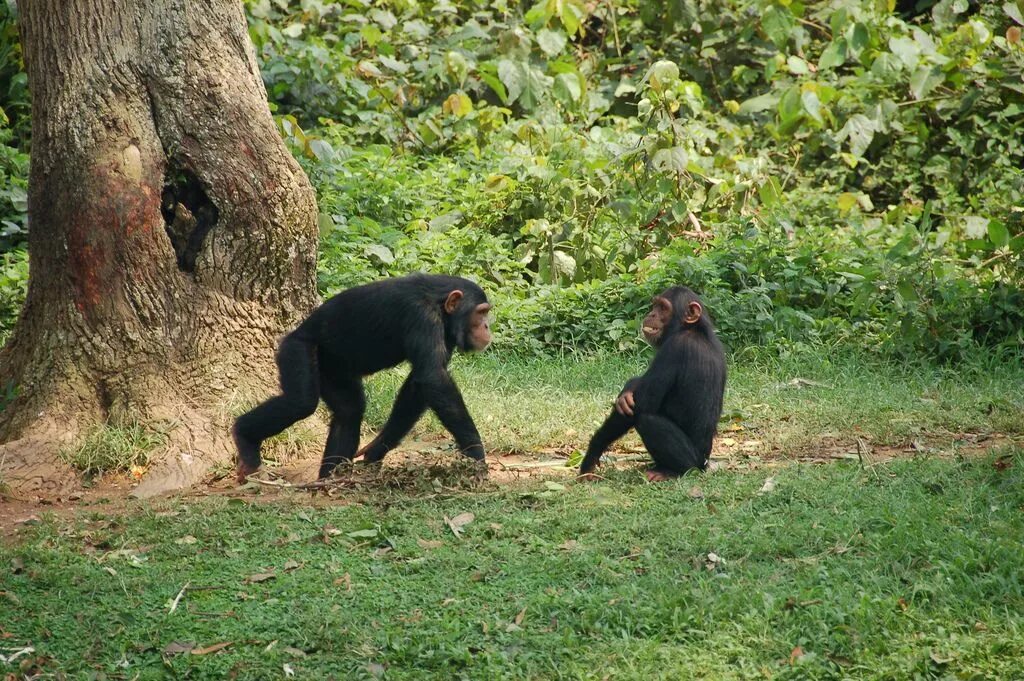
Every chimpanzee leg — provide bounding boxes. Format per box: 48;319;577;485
233;335;320;476
579;410;634;473
634;414;706;477
318;374;366;479
357;375;427;464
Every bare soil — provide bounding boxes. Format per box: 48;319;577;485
1;431;1017;544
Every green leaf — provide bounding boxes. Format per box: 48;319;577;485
738;92;780;114
838;114;876;158
897;280;919;302
498;59;526;104
282;22;306;38
758;176;783;208
557;0;586;36
909;66;945;100
356;61;384;79
847;22;870;56
519;65;553;110
537;28;567;56
443;92;473;117
871;53;902;79
962;216;990;238
1006;1;1024;26
778;86;802;123
478;68;508;103
446;51;469;83
308;139;335;161
987;220;1010;248
553;72;582;105
801;90;823;124
379;56;409;74
643;60;680;93
888;36;920;69
429;211;464;232
369;8;398;30
652;146;689;173
317;213;335;235
524;0;551;25
818;39;847;71
786;56;810;75
347;528;380;539
363;244;394;264
552;250;576;279
837;193;858;212
360;24;383;46
762;5;794;48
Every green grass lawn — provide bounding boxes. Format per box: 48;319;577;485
2;455;1022;679
3;353;1023;679
378;351;1024;457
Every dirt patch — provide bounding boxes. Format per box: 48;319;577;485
2;432;1019;543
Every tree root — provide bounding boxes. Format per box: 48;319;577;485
0;436;79;498
0;403;237;499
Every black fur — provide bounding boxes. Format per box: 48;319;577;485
234;273;490;480
580;286;726;477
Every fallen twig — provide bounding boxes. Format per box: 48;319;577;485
169;582;189;614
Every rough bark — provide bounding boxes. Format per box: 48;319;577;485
0;0;318;497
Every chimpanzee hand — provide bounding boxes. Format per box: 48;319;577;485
577;457;600;481
355;441;388;464
236;461;259;483
614;388;636;417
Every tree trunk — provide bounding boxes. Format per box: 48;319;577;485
0;0;318;497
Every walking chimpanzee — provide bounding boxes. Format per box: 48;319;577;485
580;286;726;482
233;273;493;482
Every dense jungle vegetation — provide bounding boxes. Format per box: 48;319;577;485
1;0;1022;359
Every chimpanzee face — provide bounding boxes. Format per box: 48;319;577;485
641;289;704;346
642;296;672;346
467;303;492;351
444;290;492;352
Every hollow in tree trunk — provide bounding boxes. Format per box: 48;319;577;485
0;0;319;497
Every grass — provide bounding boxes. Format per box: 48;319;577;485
2;452;1022;678
74;350;1024;473
372;350;1024;456
59;423;168;476
3;351;1023;678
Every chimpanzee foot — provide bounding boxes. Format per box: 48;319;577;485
645;468;680;482
235;461;260;484
232;425;262;484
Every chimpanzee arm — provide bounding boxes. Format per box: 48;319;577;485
358;376;428;462
621;376;642;393
408;342;485;460
579;409;632;474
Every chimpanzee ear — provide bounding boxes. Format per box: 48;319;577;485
684;301;703;324
444;290;464;313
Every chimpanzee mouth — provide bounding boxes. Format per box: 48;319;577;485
642;326;657;334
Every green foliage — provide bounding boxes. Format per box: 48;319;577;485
0;248;26;342
0;1;1020;361
0;0;28;251
245;0;1024;360
5;451;1024;676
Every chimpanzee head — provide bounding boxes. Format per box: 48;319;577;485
641;286;707;346
444;285;492;352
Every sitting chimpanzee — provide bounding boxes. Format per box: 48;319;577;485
580;286;726;482
233;273;493;482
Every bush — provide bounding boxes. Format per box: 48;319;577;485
252;0;1023;361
